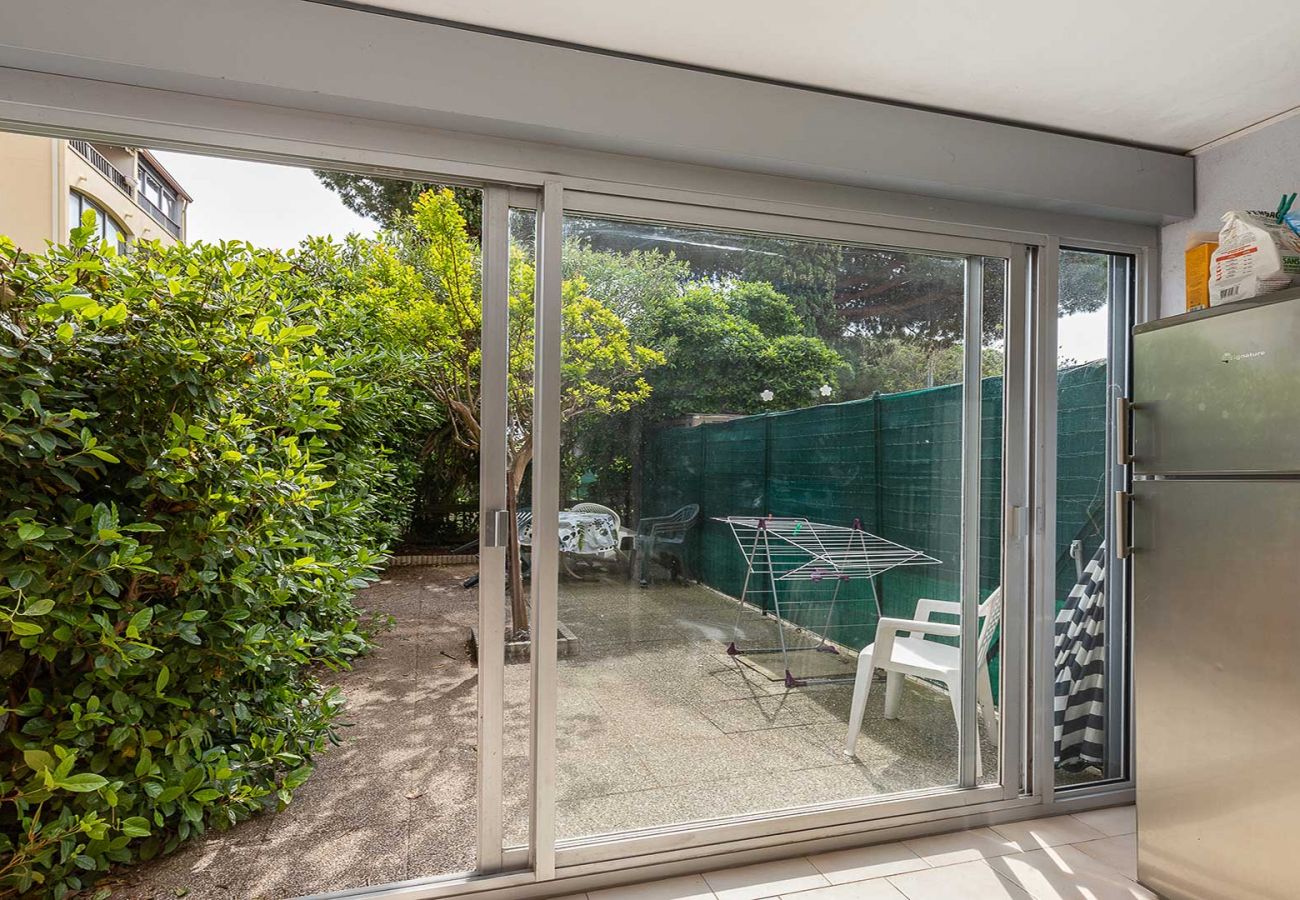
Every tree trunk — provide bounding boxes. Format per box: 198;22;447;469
505;447;533;636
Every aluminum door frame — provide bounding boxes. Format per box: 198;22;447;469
481;182;565;882
528;181;564;880
1030;238;1061;803
958;256;986;790
1103;253;1134;782
477;185;511;874
524;192;1034;868
1032;242;1143;804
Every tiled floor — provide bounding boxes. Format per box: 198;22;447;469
569;806;1146;900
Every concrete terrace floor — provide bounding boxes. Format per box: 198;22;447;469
118;565;995;899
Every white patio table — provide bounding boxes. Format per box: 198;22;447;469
517;510;620;555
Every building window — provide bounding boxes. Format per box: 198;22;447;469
68;191;129;254
136;159;182;238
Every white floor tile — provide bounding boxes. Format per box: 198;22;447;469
584;810;1148;900
588;875;714;900
989;816;1106;851
808;841;930;884
781;879;906;900
1069;806;1136;837
1073;835;1138;881
888;860;1030;899
901;828;1021;867
987;845;1156;900
703;857;829;900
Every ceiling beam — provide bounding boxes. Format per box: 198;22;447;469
0;0;1192;223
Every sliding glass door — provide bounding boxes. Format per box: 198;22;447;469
1051;248;1134;789
519;202;1027;850
0;113;1132;900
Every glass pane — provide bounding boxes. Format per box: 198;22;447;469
1054;248;1130;787
977;257;1007;785
67;189;81;233
549;215;1004;839
502;206;536;853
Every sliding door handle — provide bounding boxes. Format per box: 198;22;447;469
483;509;510;549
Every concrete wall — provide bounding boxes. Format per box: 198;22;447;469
1160;113;1300;316
0;131;56;251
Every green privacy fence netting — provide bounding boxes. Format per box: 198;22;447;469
641;362;1109;674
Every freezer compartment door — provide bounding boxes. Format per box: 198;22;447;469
1132;479;1300;900
1132;296;1300;475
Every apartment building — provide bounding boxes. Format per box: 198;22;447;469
0;132;189;252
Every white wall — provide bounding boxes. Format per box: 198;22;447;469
1160;113;1300;316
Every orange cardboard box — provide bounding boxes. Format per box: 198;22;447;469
1185;241;1218;311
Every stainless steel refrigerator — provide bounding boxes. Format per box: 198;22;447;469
1129;287;1300;900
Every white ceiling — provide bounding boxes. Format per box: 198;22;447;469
350;0;1300;152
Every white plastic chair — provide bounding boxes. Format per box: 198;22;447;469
632;503;699;586
569;502;621;537
844;588;1001;774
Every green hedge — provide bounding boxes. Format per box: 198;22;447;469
0;221;435;897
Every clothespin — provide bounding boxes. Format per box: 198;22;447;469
1274;192;1296;225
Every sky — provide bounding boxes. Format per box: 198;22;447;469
1057;308;1109;363
151;149;1109;363
150;150;379;249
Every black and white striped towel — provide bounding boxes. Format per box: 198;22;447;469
1054;542;1106;771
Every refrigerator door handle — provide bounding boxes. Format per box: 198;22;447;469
1115;489;1132;558
1115;396;1134;465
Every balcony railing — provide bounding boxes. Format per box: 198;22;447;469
68;139;133;198
138;195;182;239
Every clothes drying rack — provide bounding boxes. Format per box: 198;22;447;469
718;516;941;686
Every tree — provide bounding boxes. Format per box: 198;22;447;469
560;271;845;520
635;281;844;420
836;338;1004;396
365;190;661;633
561;240;691;324
313;172;483;238
315;174;1108;359
559;219;1019;398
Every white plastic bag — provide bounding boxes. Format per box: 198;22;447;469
1208;210;1300;305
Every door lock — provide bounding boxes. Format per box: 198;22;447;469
483;509;509;549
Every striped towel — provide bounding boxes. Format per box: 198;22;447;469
1054;542;1106;770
